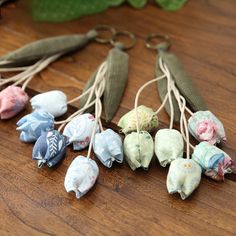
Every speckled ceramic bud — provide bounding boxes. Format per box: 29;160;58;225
93;129;123;168
167;158;202;200
64;156;99;199
124;131;154;170
118;105;158;134
30;90;67;117
16;110;54;142
32;130;67;168
188;111;226;145
0;85;29;119
192;141;233;181
155;129;184;167
63;113;99;151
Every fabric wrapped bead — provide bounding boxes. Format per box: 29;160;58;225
155;129;184;167
93;129;123;168
32;130;67;168
63;113;99;151
167;159;202;200
118;105;158;134
0;85;29;119
64;156;99;199
192;141;233;181
124;131;154;170
188;111;226;145
16;110;54;142
30;90;67;117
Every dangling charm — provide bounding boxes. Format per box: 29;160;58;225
0;86;28;119
124;131;154;170
16;110;54;142
166;158;202;200
64;156;99;199
188;111;226;145
32;130;67;168
93;128;123;168
155;129;184;167
192;141;233;181
63;113;99;151
30;90;68;117
118;105;158;134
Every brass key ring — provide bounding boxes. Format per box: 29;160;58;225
111;31;137;50
146;33;171;50
94;25;116;44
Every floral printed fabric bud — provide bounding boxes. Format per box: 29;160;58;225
188;111;226;145
63;113;99;151
167;159;202;200
118;105;158;134
192;141;233;181
30;90;67;117
124;131;154;170
64;156;99;199
32;130;67;168
93;129;123;168
16;110;54;142
155;129;184;167
0;85;29;119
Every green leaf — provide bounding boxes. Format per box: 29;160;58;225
108;0;126;7
127;0;148;8
32;0;109;22
155;0;187;11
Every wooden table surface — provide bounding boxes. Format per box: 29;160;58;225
0;1;236;235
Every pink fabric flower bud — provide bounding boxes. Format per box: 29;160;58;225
188;111;226;145
0;86;29;119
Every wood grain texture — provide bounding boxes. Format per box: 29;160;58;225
0;0;236;235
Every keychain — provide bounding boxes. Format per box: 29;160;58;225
0;26;113;119
118;33;233;200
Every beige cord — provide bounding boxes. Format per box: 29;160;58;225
134;74;166;133
57;62;107;132
160;61;194;158
86;78;105;159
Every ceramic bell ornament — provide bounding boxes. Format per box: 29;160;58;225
64;156;99;199
192;141;233;181
30;90;68;117
118;105;158;134
167;158;202;200
16;110;54;142
155;129;184;167
93;128;123;168
188;111;226;145
32;130;67;168
63;113;99;151
0;85;29;119
124;131;154;170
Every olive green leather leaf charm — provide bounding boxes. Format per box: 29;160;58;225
0;30;97;67
156;50;206;122
79;68;98;113
155;0;187;11
124;131;154;170
103;47;129;122
80;47;129;122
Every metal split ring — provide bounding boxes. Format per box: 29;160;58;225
94;25;116;44
111;31;137;50
145;33;171;50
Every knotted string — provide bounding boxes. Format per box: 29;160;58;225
0;53;61;88
86;77;105;159
56;62;107;133
159;59;195;158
